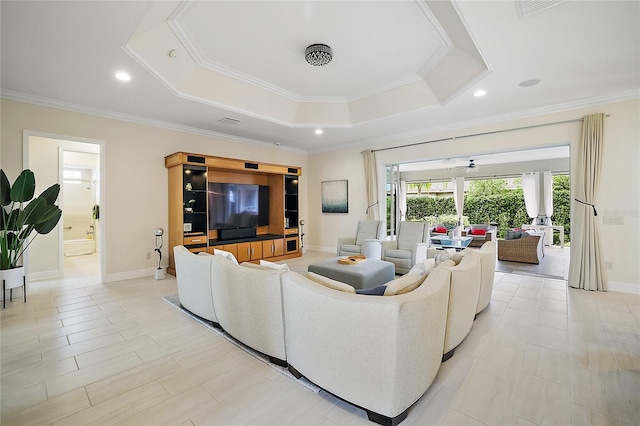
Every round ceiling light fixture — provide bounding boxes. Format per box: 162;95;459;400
473;89;487;97
315;129;324;135
114;71;131;82
305;44;332;66
519;79;541;87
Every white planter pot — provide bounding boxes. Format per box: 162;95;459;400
1;266;26;308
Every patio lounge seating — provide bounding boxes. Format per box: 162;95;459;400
497;234;543;264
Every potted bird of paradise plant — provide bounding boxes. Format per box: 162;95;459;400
1;169;62;306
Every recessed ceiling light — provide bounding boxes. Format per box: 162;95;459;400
315;129;323;135
115;71;131;82
473;90;487;97
519;79;541;87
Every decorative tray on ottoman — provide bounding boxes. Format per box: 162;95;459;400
338;255;367;265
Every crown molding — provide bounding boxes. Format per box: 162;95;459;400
0;90;307;155
4;88;636;157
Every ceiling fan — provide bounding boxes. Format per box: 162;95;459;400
466;159;479;173
444;158;481;172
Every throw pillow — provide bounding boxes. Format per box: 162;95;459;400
505;230;523;240
450;252;463;265
408;258;436;277
356;285;387;296
437;259;456;270
213;248;239;264
434;225;447;234
383;273;425;296
434;248;456;266
470;229;486;235
259;259;289;271
304;272;356;293
240;262;271;270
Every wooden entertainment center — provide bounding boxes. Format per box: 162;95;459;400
165;152;302;275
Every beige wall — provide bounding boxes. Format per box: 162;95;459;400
307;99;640;291
1;97;637;291
1;99;308;282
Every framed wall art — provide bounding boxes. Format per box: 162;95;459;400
321;179;348;213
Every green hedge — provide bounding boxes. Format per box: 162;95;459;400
404;176;570;243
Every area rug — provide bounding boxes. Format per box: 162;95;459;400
162;294;320;393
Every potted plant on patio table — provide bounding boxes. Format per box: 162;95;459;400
1;169;62;305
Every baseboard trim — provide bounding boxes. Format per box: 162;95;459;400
104;267;161;283
307;245;335;253
608;280;640;295
29;270;62;281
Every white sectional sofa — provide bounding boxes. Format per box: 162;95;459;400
173;246;219;326
281;266;451;426
172;241;496;426
476;241;497;315
209;255;288;365
442;249;482;361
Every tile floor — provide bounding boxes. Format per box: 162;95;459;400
1;251;639;425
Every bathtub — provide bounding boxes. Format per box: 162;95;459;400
64;239;96;256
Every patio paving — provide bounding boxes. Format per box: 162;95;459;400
496;244;570;280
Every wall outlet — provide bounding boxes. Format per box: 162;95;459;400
146;252;152;260
606;261;614;270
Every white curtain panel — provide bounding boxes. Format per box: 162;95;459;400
522;172;540;220
569;113;607;291
363;150;379;220
398;180;407;221
453;177;465;231
543;171;553;225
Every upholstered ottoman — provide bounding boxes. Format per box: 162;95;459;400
307;257;395;289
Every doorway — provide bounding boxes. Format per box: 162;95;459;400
25;132;104;281
62;151;100;278
385;146;571;280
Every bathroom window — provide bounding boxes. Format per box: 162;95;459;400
63;169;82;184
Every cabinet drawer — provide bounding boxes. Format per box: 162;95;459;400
183;235;207;245
284;227;298;235
188;246;207;254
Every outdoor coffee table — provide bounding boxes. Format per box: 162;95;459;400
430;236;473;251
307;257;395;290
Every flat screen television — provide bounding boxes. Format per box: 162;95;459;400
208;183;269;230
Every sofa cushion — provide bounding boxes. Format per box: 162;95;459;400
505;229;523;240
435;249;454;265
408;258;436;277
240;261;270;270
304;272;356;293
214;248;239;264
356;285;387;296
383;273;425;296
436;259;456;269
340;244;362;254
384;249;412;259
259;259;289;271
434;225;447;234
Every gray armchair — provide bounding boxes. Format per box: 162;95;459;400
382;221;430;274
337;220;383;260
